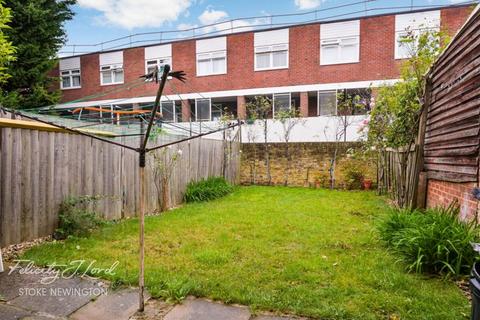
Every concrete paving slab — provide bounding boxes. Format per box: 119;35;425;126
0;266;43;301
164;297;251;320
70;288;144;320
0;303;32;320
8;277;103;317
129;298;174;320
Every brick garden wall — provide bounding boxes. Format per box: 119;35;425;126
240;142;376;188
426;180;479;221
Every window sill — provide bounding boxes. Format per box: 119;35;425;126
196;72;227;77
320;61;359;66
61;86;82;90
254;66;289;72
100;82;124;86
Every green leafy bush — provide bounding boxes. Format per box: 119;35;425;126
184;177;233;203
378;203;480;276
54;196;105;239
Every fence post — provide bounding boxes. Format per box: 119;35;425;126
414;77;432;209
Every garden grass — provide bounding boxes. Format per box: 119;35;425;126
23;186;470;319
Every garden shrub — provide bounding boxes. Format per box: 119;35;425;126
378;202;480;276
54;195;105;239
184;177;233;203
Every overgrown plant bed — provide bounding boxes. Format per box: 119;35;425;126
23;187;469;319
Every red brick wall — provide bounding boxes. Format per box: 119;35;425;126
426;179;478;221
441;5;474;37
59;6;472;103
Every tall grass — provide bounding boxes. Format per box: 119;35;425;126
184;177;233;203
378;203;480;276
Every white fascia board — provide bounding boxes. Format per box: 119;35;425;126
52;78;400;109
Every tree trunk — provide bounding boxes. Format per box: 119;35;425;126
161;177;169;212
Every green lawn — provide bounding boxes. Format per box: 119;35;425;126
23;186;469;319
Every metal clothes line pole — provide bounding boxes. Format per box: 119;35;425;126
137;64;172;312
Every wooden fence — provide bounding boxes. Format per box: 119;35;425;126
0;121;240;247
377;145;423;208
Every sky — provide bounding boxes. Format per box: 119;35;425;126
61;0;472;56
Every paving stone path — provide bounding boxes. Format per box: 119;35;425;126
0;264;305;320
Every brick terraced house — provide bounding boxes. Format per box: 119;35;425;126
54;4;472;135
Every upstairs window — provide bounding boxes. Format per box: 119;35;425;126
146;57;172;75
320;20;360;65
395;11;440;59
100;64;124;85
99;51;124;85
145;44;172;75
255;44;288;70
61;69;81;89
273;93;291;117
197;51;226;76
59;57;81;89
196;37;227;76
254;28;289;71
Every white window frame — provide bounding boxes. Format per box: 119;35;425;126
60;68;81;90
317;90;338;116
273;93;291;117
145;57;172;75
254;44;289;71
195;98;212;121
196;51;227;77
161;100;176;123
100;64;124;86
320;36;359;66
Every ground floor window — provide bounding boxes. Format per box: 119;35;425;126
195;98;211;121
317;88;371;116
273;93;291;117
337;88;372;115
318;90;337;116
161;101;175;122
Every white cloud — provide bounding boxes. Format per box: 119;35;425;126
198;8;229;25
294;0;322;10
177;23;198;31
78;0;192;29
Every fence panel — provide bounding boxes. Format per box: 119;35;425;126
377;145;420;208
0;125;240;247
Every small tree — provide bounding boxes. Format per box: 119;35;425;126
324;89;370;189
246;96;272;185
219;109;235;179
276;108;305;186
368;28;448;150
367;28;449;207
152;147;182;212
245;111;259;184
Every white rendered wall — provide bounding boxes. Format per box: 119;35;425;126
163;115;367;143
